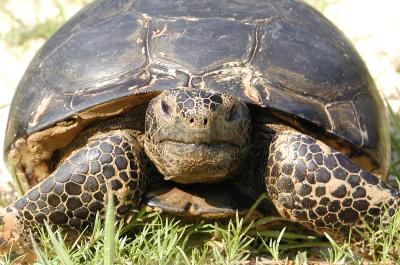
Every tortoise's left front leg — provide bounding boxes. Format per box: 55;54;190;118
264;130;399;244
0;130;147;261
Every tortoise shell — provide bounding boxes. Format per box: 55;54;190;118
4;0;389;188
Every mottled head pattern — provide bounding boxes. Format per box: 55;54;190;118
144;88;251;184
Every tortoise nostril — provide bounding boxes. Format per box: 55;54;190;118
189;118;194;123
161;100;171;115
203;118;208;126
226;104;240;122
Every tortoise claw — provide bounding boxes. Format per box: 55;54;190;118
0;207;35;264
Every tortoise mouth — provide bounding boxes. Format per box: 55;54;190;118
157;140;240;149
144;140;247;184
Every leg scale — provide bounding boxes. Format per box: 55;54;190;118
265;131;399;242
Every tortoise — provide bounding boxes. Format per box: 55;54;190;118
0;0;399;256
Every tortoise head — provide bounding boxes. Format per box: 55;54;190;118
144;88;251;184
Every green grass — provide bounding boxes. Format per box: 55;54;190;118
2;185;400;264
0;0;91;48
1;201;399;264
304;0;340;12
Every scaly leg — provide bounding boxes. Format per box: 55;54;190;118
0;129;147;257
265;130;399;244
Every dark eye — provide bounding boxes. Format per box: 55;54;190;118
226;104;240;122
161;100;171;115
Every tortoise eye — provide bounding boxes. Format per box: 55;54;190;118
226;104;240;122
161;100;171;115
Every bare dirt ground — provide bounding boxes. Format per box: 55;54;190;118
0;0;399;201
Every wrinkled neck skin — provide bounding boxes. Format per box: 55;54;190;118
232;111;287;199
144;88;252;184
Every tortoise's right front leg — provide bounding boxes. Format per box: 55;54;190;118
0;129;147;255
264;130;399;245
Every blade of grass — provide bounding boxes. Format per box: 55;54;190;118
104;192;115;265
244;193;268;221
387;98;400;133
252;216;288;228
44;223;74;265
249;229;317;240
29;230;49;265
7;157;24;196
262;227;286;264
279;241;331;250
